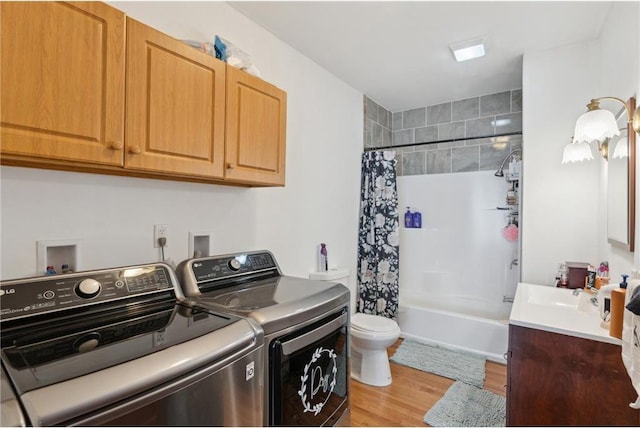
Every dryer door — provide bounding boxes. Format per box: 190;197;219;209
270;308;349;426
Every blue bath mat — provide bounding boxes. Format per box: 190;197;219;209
390;339;486;388
424;381;506;427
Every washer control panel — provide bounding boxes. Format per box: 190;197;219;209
0;264;175;321
190;251;278;284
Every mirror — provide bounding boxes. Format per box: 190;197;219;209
607;96;636;251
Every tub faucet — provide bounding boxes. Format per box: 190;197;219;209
510;258;518;270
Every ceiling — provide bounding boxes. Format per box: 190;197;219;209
228;1;613;112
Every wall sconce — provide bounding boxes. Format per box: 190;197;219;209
562;96;639;164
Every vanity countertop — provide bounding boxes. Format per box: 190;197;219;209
509;282;621;345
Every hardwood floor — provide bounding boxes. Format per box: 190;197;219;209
349;339;507;426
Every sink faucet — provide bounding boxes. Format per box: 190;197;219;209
572;287;599;307
510;258;518;270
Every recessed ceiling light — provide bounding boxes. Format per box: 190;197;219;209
450;37;486;62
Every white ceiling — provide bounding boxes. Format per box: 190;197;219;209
228;1;613;112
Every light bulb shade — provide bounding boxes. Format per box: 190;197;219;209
612;138;629;159
562;141;594;164
573;109;620;143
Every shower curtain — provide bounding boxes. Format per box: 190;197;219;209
357;150;400;319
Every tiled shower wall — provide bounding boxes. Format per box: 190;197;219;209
363;90;523;176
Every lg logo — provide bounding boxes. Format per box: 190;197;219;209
0;288;16;296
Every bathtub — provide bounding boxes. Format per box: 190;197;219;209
398;294;510;364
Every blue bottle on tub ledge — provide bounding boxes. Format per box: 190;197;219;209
404;207;413;228
412;209;422;228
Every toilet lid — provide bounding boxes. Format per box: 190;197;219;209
351;313;398;333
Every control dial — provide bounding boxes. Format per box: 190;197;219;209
228;258;242;271
73;333;101;353
75;278;102;299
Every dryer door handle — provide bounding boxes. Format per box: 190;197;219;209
279;311;348;356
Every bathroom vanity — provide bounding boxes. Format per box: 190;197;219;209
507;283;639;426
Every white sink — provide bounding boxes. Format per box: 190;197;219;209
525;285;597;313
510;283;619;345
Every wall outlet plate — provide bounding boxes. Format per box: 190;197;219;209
154;224;168;248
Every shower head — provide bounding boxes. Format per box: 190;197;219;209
495;148;521;177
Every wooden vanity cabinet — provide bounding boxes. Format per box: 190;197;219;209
507;324;639;426
125;18;226;179
1;1;125;166
225;65;287;186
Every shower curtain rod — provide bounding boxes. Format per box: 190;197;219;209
363;131;523;152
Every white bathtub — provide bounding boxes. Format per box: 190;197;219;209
398;295;510;364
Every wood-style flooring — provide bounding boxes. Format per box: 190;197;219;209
349;339;507;427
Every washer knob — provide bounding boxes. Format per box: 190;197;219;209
228;259;242;271
75;278;101;299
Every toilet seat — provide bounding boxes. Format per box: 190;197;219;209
351;313;399;333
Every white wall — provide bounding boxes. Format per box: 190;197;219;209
398;171;519;315
522;1;640;285
598;1;639;280
1;0;363;310
521;40;602;285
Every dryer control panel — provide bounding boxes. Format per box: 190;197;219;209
189;252;278;283
177;250;281;296
0;264;176;321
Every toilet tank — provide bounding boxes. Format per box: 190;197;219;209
309;268;350;284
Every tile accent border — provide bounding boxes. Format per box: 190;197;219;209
364;89;523;176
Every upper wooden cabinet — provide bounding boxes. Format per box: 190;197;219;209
0;1;125;165
1;1;286;187
125;18;226;179
225;65;287;186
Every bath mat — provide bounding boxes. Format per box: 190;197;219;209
390;339;486;388
423;381;506;427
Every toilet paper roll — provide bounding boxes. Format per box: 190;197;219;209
610;287;626;339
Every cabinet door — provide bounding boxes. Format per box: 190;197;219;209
507;324;639;426
1;1;125;165
225;66;287;186
125;19;225;179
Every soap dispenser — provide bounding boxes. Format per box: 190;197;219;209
404;207;413;228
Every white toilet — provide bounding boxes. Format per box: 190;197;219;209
350;312;401;386
309;268;401;387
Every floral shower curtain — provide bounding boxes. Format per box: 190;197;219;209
357;150;400;320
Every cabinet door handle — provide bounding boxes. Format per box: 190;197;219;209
128;145;141;154
109;141;124;151
226;163;235;169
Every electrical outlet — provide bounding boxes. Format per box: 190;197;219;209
154;224;168;248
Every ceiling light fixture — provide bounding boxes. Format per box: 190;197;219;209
450;37;486;62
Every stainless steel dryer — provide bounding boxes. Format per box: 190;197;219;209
176;251;351;427
0;263;264;426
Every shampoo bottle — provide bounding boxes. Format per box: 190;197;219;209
412;209;422;228
404;207;413;228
